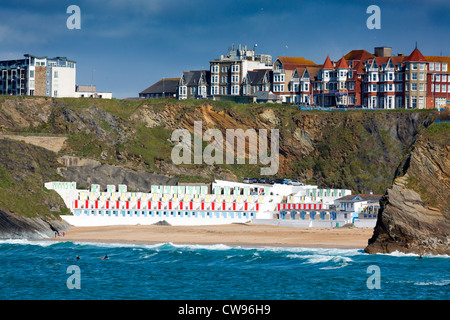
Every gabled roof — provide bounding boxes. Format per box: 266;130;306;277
322;55;334;69
181;70;210;86
404;48;427;62
305;65;321;80
247;69;271;85
276;56;317;70
139;78;180;95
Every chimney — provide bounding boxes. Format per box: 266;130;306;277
374;47;392;57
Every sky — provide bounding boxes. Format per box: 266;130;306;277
0;0;449;98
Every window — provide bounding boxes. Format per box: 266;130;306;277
411;96;417;108
231;75;239;83
273;84;284;92
420;63;424;70
211;86;219;95
389;73;393;81
221;66;228;73
429;63;434;71
231;85;239;95
54;71;58;78
179;86;186;95
436;74;441;82
436;63;441;71
405;84;409;91
435;84;440;92
405;73;409;81
231;65;239;72
30;70;35;78
212;75;219;83
412;63;417;70
442;75;447;82
411;72;417;80
396;73;403;81
419;73;424;80
389;84;393;91
443;63;448;72
419;83;424;91
372;84;377;92
396;83;403;92
211;65;219;73
411;83;417;91
442;84;447;92
221;75;228;83
274;74;284;82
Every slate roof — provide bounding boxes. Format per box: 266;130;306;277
139;78;180;95
181;70;210;86
335;194;383;202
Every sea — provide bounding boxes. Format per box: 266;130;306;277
0;239;448;302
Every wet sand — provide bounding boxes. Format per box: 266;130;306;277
53;223;374;249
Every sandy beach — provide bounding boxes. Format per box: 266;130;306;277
54;223;374;249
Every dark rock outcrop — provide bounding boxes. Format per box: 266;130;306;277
59;162;178;192
365;123;450;255
0;209;70;239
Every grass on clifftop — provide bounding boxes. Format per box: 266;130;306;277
421;120;450;147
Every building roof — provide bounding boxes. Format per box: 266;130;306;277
404;48;427;62
335;194;383;202
336;56;349;69
139;78;180;95
247;69;271;85
276;56;317;70
252;91;280;101
424;56;450;64
322;55;334;69
343;49;374;62
181;70;210;86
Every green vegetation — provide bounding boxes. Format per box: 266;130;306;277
0;139;69;218
421;121;450;147
0;95;440;221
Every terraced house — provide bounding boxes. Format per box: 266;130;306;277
139;44;449;109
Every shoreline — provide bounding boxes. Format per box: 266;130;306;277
49;223;374;250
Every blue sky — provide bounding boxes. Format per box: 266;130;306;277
0;0;449;98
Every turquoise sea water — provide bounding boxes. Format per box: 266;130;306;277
0;239;448;300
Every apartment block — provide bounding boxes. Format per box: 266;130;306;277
0;54;77;97
209;44;272;97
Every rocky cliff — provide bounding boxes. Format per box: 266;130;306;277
0;96;443;240
365;122;450;255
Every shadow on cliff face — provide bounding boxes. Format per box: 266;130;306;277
365;122;450;255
